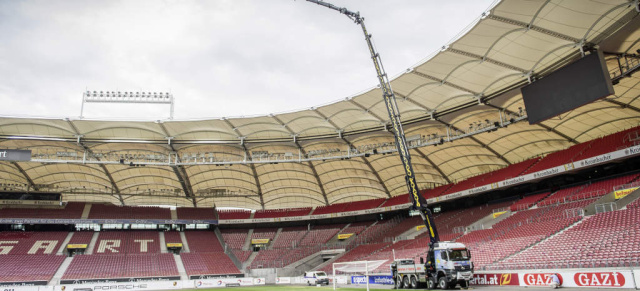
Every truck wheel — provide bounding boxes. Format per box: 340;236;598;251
461;280;470;289
438;277;449;289
403;276;411;289
427;277;436;289
410;276;418;289
396;277;404;289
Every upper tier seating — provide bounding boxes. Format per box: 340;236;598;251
88;204;170;219
62;253;178;279
0;202;85;219
253;207;312;218
0;255;66;283
176;207;216;220
94;231;160;254
217;210;251;220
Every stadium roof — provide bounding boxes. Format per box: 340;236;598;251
1;0;640;209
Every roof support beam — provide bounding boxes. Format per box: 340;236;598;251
348;99;387;124
10;162;38;191
270;113;330;206
341;138;391;198
604;99;640;115
446;48;528;74
66;119;124;205
157;123;197;207
486;14;580;43
241;144;266;209
485;103;578;144
435;119;511;165
413;148;452;184
411;70;479;95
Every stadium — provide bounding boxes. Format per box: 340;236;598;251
1;0;640;290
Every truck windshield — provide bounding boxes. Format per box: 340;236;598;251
448;249;470;261
316;272;326;277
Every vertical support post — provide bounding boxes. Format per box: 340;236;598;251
333;263;336;290
366;261;369;291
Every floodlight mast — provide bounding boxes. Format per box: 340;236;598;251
305;0;439;247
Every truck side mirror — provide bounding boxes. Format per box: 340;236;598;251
420;257;424;264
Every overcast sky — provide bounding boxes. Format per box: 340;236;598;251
0;0;495;120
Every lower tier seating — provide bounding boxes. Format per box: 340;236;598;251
181;252;241;276
62;254;178;279
0;255;65;282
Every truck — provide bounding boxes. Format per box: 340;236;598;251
391;242;473;289
305;1;474;289
303;271;330;286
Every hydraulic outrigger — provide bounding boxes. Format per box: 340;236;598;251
305;0;440;247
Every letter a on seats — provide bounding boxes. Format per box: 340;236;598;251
28;240;58;254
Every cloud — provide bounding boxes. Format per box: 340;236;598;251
0;0;494;120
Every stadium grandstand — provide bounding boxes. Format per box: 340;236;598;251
2;0;640;289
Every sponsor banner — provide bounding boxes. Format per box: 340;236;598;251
0;149;32;161
251;239;269;244
0;200;59;206
166;243;183;248
492;211;507;218
633;269;640;290
337;233;353;240
188;274;243;280
614;187;638;199
519;271;634;288
0;281;48;287
0;219;218;225
67;244;87;249
275;277;291;284
416;225;426;231
350;276;393;285
55;280;183;291
193;279;247;288
520;273;564;286
471;273;519;286
0;286;41;291
252;278;265;285
60;277;181;285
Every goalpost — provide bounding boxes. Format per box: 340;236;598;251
332;260;387;291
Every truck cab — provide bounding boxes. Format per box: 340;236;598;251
429;242;473;289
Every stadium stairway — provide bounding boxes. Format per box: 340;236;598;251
242;252;259;271
56;232;75;255
243;229;254;250
179;231;190;252
465;209;513;233
159;232;167;253
214;227;242;271
81;204;91;219
618;188;640;209
584;187;640;215
173;254;188;280
310;249;347;273
170;208;178;220
49;256;74;286
85;232;99;254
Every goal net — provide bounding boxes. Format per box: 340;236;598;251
332;260;387;290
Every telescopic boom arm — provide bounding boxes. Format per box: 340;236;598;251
305;0;440;246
